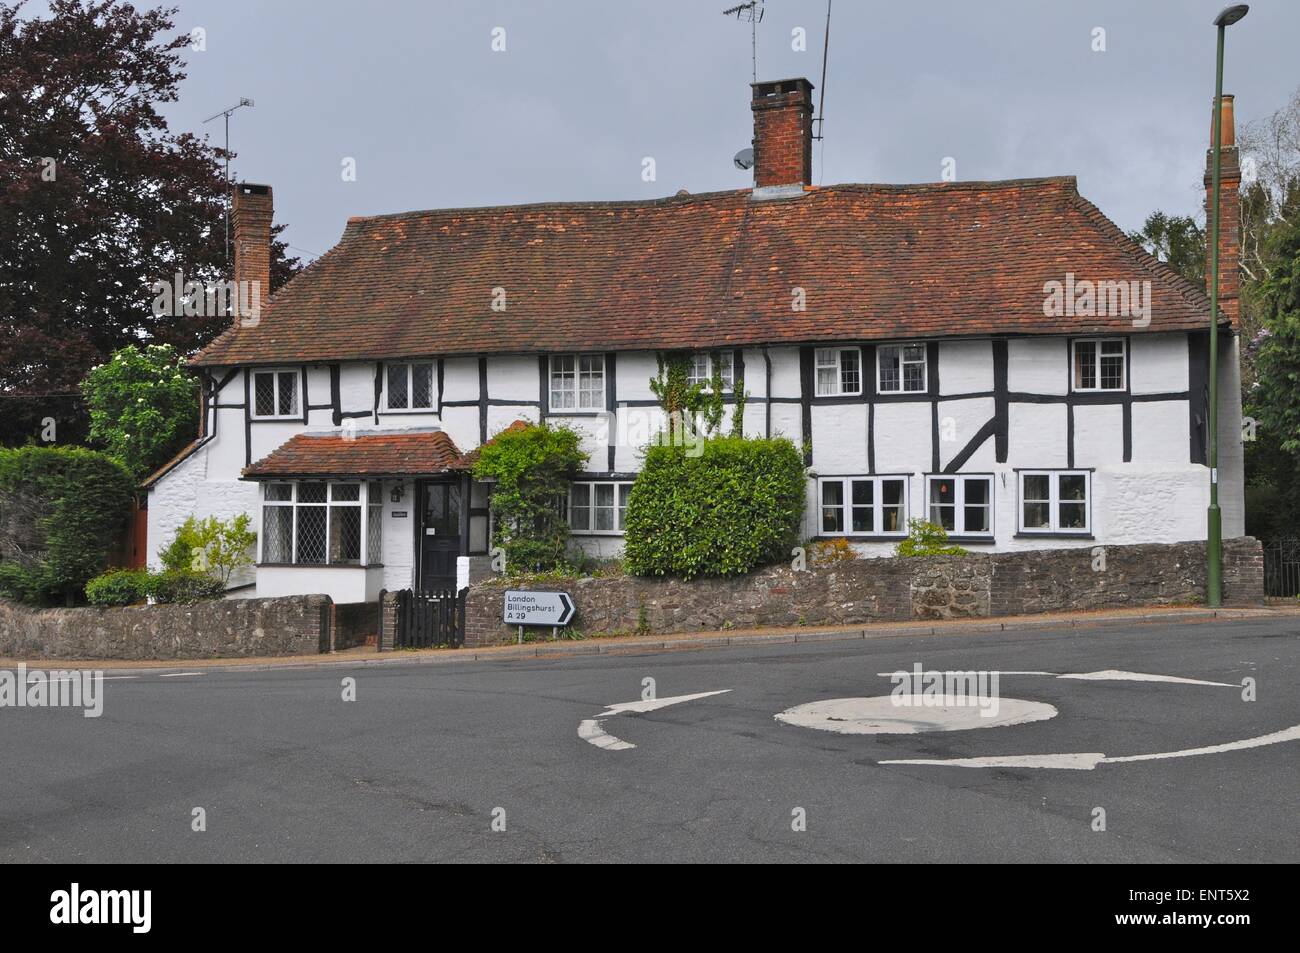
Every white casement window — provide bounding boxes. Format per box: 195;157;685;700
927;475;994;536
815;347;862;396
252;369;300;418
385;362;435;410
1019;470;1090;534
686;351;734;391
818;476;908;536
260;481;378;565
550;354;605;410
878;343;928;393
568;481;632;534
1072;338;1126;391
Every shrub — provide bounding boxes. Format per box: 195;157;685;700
807;537;857;566
85;569;152;606
147;570;225;604
472;423;588;574
81;344;198;482
159;514;256;585
895;519;969;557
0;446;135;605
624;437;806;579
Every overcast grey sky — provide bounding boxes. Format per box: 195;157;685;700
106;0;1300;261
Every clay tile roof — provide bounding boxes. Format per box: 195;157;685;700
241;430;462;479
192;178;1215;368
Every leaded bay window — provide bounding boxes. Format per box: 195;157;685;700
815;347;862;396
550;354;605;410
260;481;383;565
385;361;435;410
818;476;907;536
569;481;631;534
1072;338;1126;391
1019;470;1090;534
878;343;928;393
252;369;300;418
927;475;993;536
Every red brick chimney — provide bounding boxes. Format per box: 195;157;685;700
751;78;814;190
1203;95;1240;327
232;182;273;321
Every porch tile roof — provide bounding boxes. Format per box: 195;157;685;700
242;430;463;479
191;177;1215;368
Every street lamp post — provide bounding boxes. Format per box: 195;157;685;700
1206;4;1248;608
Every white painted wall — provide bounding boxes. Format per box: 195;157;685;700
151;333;1247;598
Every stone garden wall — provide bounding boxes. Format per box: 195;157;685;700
464;537;1265;647
0;595;337;660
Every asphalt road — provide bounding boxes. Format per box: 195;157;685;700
2;616;1297;863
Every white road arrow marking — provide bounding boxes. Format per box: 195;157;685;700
881;723;1300;770
579;690;732;751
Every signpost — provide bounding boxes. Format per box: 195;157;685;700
504;590;575;643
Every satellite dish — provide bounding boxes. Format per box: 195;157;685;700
733;147;754;171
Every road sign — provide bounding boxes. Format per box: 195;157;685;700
504;590;575;626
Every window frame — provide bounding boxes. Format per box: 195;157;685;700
816;475;909;538
251;368;301;420
925;474;995;538
685;350;735;392
383;361;437;412
549;353;606;412
1070;337;1127;393
567;480;632;535
814;347;863;397
877;342;929;394
259;480;381;566
1017;469;1092;535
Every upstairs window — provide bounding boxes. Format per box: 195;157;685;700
1072;338;1126;391
386;362;435;410
878;343;928;393
1019;470;1090;534
686;351;734;391
252;369;299;418
550;354;605;410
815;347;862;396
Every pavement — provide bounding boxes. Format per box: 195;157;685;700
1;610;1297;862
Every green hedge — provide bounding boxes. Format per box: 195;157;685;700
85;569;152;606
85;568;226;607
0;446;135;605
624;437;806;579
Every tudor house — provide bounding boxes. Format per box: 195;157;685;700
143;78;1246;603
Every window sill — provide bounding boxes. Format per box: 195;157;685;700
251;415;301;422
1013;532;1094;540
944;535;996;544
546;408;608;416
379;408;438;415
813;534;908;541
569;531;625;538
257;562;385;569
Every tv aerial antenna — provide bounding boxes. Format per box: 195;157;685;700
203;97;255;261
721;2;764;83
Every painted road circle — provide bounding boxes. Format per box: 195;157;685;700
774;694;1058;735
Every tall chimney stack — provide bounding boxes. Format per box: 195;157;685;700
232;182;273;322
750;78;814;191
1204;95;1240;327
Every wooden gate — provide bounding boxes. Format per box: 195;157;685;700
385;589;465;649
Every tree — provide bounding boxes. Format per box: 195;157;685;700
1251;215;1300;458
0;1;301;448
1128;211;1205;288
80;343;197;480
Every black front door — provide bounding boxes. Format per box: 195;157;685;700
418;480;463;592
